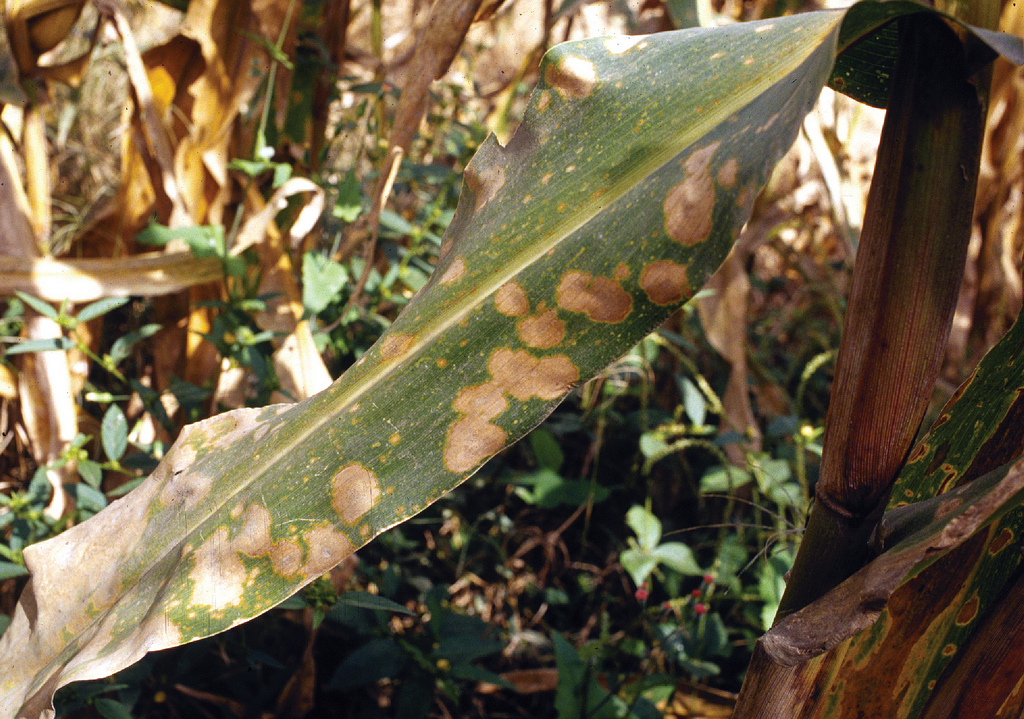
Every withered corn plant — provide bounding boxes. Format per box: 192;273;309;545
1;0;1023;717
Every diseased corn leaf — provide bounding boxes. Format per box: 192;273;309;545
734;277;1024;717
1;4;1018;718
769;307;1024;719
734;460;1024;718
0;18;839;714
827;0;1024;107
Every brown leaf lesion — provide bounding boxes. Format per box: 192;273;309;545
443;349;578;473
555;270;632;322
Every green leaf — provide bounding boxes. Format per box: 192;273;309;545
76;297;129;324
701;612;731;658
653;542;702;576
93;697;133;719
326;637;408;690
228;158;271;178
448;663;516;690
620;547;658;590
108;324;161;366
681;376;706;427
626;505;662;550
0;562;29;580
528;427;565;470
14;292;59;321
332;170;364;223
553;632;624;719
136;223;224;259
514;468;609;509
64;483;107;515
4;337;75;355
699;465;752;494
302;251;349;315
434;613;504;664
101;405;129;463
75;460;104;491
330;590;414;616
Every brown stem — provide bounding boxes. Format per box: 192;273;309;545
777;13;986;619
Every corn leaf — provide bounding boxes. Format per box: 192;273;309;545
1;4;1020;718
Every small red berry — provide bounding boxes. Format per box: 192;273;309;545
691;588;702;599
703;573;715;584
694;603;707;615
662;601;672;611
635;587;649;601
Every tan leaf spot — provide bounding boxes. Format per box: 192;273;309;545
664;143;720;246
301;525;354;576
718;157;738;188
438;238;454;261
641;260;691;305
956;595;979;626
685;142;720;176
380;333;415;361
490;348;579;401
438;256;466;284
234;504;273;556
452;381;508;419
604;35;646;55
159;469;212;512
936;496;963;518
464;160;506;214
444;416;507;473
332;464;381;524
555;271;632;322
518;310;565;349
495;282;530;316
990;528;1014;555
233;504;305;576
189;527;246;610
545;56;597;100
389;432;401;445
614;263;630;281
757;113;779;133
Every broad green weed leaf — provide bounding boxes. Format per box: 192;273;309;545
553;632;625;719
528;427;565;470
302;251;349;315
100;405;128;463
6;5;1015;716
700;465;753;494
626;505;663;550
653;542;702;576
330;590;414;616
681;376;706;427
621;547;660;590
